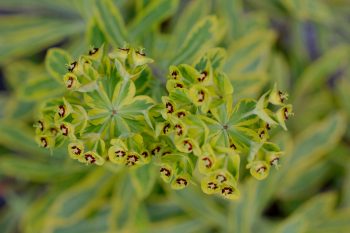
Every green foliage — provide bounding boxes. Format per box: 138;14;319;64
0;0;350;233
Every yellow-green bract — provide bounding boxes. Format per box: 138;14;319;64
35;44;292;200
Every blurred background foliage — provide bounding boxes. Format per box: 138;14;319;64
0;0;349;232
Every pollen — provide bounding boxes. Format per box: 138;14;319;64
177;111;186;118
85;154;96;164
115;150;126;157
60;124;68;136
136;50;145;56
38;121;44;131
175;83;183;88
89;47;99;55
151;146;161;155
256;166;267;174
118;47;130;52
58;105;65;118
166;102;174;113
198;90;205;102
183;140;193;152
270;157;279;166
68;61;77;72
160;167;171;177
207;182;218;190
40;137;48;148
171;71;178;79
126;154;138;166
141;151;149;158
66;76;74;88
284;108;289;120
198;71;207;82
174;124;183;136
176;178;188;186
71;146;81;155
216;174;227;183
259;130;265;139
222;187;233;195
202;157;212;168
163;123;171;134
230;143;236;150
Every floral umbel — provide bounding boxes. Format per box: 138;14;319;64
35;45;292;200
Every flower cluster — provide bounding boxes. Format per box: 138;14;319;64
35;45;292;200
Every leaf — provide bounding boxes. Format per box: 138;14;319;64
108;172;141;232
170;187;226;227
306;208;350;233
45;48;72;83
231;71;268;99
0;16;83;63
146;217;207;233
169;0;211;51
0;120;47;155
224;29;276;74
169;16;222;65
278;159;331;200
3;61;39;90
94;0;128;47
130;163;157;200
217;0;243;39
341;164;350;208
3;97;36;120
278;113;346;196
18;74;65;101
293;45;350;106
336;73;350;117
86;18;106;47
43;169;114;231
0;154;84;183
280;0;332;23
275;192;337;233
269;52;291;90
52;207;111;233
128;0;178;40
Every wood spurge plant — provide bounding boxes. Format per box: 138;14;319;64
34;44;292;200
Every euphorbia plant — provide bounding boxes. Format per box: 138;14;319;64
34;44;292;200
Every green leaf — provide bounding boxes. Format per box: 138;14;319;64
336;73;350;117
224;29;276;74
18;74;65;101
43;169;113;231
146;217;207;233
0;16;83;63
94;0;128;47
171;187;226;227
231;72;268;99
0;120;47;155
128;0;178;40
86;18;106;47
275;192;337;233
306;208;350;233
169;16;221;65
293;45;350;106
167;0;210;53
0;154;84;183
278;159;331;200
217;0;243;39
278;113;346;196
52;207;111;233
130;163;157;200
46;48;72;83
280;0;332;22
